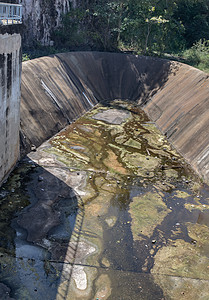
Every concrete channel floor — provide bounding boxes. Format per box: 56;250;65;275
1;100;209;299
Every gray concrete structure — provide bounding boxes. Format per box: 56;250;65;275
0;26;22;185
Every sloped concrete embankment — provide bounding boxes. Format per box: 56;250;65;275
21;52;209;182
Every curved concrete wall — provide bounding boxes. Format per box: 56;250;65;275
144;64;209;183
21;52;209;183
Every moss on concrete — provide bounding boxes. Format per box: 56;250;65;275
164;169;179;179
129;192;171;241
152;239;209;279
124;153;159;170
153;275;209;300
174;191;190;199
152;221;209;298
124;138;141;150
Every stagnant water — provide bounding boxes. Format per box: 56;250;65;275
1;100;209;300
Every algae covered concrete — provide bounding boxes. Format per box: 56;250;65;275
1;101;209;299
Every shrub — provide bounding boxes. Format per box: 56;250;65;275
183;39;209;73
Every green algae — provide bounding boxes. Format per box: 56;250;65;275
152;221;209;298
143;133;165;149
187;222;209;256
114;134;127;144
185;203;209;212
174;190;190;199
124;152;159;170
164;168;179;178
124;138;141;149
45;148;89;170
129;192;171;241
154;181;176;192
153;275;209;300
152;238;209;279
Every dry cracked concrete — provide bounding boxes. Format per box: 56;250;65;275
1;100;209;299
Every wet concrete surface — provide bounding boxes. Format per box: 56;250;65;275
1;100;209;299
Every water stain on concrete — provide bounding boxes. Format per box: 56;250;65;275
0;100;209;299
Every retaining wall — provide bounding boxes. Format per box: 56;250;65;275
0;26;22;185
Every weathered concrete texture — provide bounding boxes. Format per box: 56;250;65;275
0;32;22;185
21;52;209;183
20;55;97;154
143;65;209;184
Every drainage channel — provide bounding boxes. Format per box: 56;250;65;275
0;100;209;300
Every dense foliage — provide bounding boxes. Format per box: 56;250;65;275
24;0;209;72
53;0;208;53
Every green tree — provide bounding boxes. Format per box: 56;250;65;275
54;0;129;51
120;0;184;54
173;0;209;47
86;1;128;50
53;0;185;54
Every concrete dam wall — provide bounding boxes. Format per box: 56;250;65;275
0;26;22;185
21;52;209;183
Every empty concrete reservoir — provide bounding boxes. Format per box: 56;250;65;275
1;52;209;299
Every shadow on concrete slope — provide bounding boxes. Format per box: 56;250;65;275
56;52;172;104
10;158;84;299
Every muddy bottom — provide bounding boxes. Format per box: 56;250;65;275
1;100;209;300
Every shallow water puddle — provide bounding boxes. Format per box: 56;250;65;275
1;100;209;299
